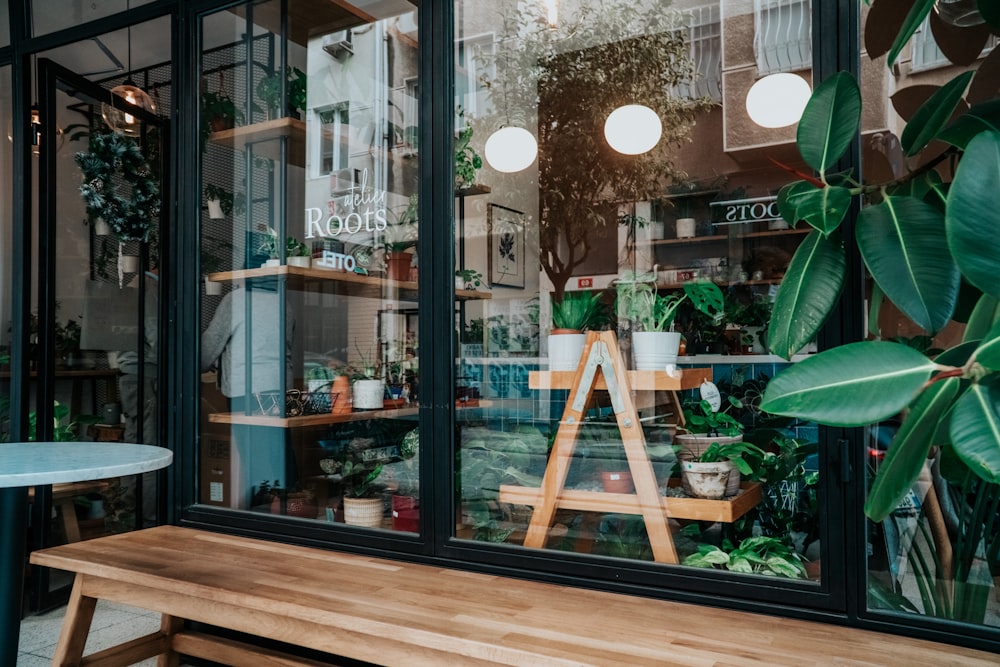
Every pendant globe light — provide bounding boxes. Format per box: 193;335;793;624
101;9;155;136
604;104;662;155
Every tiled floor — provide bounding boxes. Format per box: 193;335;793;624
17;600;195;666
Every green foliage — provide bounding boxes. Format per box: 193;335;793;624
454;109;483;190
203;184;245;217
455;268;483;288
616;276;724;333
341;461;383;498
761;10;1000;521
697;439;765;476
683;536;807;579
551;290;606;331
683;397;745;438
201;90;244;127
256;67;308;116
286;237;310;257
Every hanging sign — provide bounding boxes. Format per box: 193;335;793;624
709;195;780;226
305;168;387;238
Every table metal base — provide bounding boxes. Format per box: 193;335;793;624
0;486;28;665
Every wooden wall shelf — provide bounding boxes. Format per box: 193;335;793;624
208;118;306;166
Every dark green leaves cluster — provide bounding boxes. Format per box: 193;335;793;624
761;62;1000;521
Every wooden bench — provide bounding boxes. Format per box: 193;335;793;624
30;525;1000;667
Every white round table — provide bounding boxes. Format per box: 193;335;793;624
0;442;173;665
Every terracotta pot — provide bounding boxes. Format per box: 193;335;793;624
331;376;352;415
600;470;634;494
385;251;413;281
271;494;318;519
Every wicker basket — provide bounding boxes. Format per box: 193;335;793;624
343;497;384;527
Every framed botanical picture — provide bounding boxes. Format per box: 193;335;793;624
487;204;525;288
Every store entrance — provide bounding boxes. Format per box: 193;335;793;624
30;58;169;611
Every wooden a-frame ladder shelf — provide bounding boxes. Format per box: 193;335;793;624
498;330;762;564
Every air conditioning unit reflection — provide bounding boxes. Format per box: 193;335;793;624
322;30;353;59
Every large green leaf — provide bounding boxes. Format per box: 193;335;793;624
936;99;1000;149
797;73;862;176
791;185;852;236
767;230;846;360
950;378;1000;483
865;378;961;522
857;195;959;333
946;132;1000;299
777;180;814;226
965;294;1000;342
760;342;938;426
887;0;935;69
900;71;974;156
973;319;1000;370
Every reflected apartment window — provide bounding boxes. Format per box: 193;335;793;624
456;33;495;123
754;0;812;75
676;4;722;102
910;15;998;72
314;104;350;177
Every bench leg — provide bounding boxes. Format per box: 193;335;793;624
156;614;183;667
52;576;96;667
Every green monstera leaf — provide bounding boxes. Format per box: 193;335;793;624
760;341;939;426
857;195;960;334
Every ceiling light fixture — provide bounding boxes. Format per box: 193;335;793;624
101;6;155;136
745;73;811;129
604;104;662;155
485;126;538;173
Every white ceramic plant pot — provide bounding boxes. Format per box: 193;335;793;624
353;379;385;410
263;258;281;268
681;460;734;499
94;218;111;235
632;331;681;371
204;276;223;295
288;256;311;268
548;332;586;371
207;199;225;219
119;254;138;273
768;218;789;231
676;217;696;239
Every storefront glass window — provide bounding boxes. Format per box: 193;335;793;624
0;7;10;48
198;1;421;532
453;0;822;579
861;4;1000;630
31;0;153;37
0;66;11;437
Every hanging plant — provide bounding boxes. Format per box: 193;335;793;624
75;131;160;243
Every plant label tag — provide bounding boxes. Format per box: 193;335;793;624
700;381;722;411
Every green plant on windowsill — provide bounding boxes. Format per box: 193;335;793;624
616;275;724;333
551;290;607;332
384;194;419;253
454;107;483;191
455;268;484;290
693;438;765;478
683;536;807;579
286;237;310;257
341;461;384;499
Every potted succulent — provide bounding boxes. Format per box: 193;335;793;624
679;437;764;499
341;460;384;528
616;274;724;371
549;290;606;371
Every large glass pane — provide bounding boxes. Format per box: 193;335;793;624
198;1;421;532
861;5;1000;630
0;66;11;432
454;0;822;580
31;0;155;37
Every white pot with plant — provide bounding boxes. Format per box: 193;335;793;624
455;268;484;291
286;237;312;268
680;438;765;498
204;276;223;295
616;275;724;372
93;218;111;235
341;461;385;527
548;290;606;371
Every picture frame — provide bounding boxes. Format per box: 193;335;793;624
487;204;525;288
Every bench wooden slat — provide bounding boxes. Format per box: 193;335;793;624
30;526;1000;667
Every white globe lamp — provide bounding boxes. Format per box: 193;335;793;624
745;73;811;129
484;126;538;173
604;104;662;155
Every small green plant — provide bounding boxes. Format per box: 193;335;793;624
455;268;483;289
683;536;807;579
256;66;308;118
286;237;310;257
201;91;244;129
454;107;483;190
551;290;606;331
683;397;745;437
695;439;765;477
341;461;384;498
616;275;724;332
384;194;419;253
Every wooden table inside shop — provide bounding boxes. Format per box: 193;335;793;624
499;330;762;564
